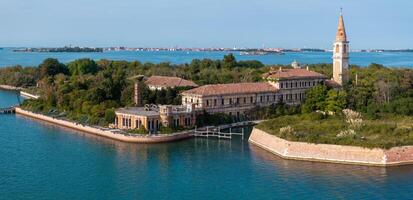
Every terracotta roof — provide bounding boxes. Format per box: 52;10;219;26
182;82;278;96
263;68;327;80
325;79;342;88
145;76;198;88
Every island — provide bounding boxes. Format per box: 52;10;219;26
2;12;413;166
13;46;103;53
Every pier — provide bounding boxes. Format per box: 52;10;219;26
193;121;259;140
0;107;16;114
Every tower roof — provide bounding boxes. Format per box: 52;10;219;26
336;13;347;42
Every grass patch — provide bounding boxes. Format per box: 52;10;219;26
256;113;413;149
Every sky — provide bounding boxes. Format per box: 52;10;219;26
0;0;411;49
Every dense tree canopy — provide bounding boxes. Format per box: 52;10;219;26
67;58;98;75
39;58;68;78
2;56;413;125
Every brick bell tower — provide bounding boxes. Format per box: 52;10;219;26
333;9;349;86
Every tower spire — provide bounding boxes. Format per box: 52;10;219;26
332;10;350;86
336;9;347;42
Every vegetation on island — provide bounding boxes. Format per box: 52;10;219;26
256;111;413;149
3;54;267;126
3;53;413;141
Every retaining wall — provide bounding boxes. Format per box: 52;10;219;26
15;108;191;143
249;128;413;166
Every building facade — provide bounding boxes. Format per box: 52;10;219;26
181;68;328;116
115;104;196;133
181;82;279;117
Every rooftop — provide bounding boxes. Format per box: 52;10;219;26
182;82;278;96
115;107;159;117
145;76;198;88
263;68;327;80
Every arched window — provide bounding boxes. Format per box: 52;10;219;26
335;44;340;53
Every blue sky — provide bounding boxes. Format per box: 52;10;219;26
0;0;411;49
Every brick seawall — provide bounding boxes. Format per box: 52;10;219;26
249;128;413;166
15;107;192;143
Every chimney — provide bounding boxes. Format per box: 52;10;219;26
134;81;141;106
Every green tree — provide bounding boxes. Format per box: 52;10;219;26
325;90;348;112
302;85;328;113
39;58;68;78
104;109;116;123
68;58;98;75
223;53;236;70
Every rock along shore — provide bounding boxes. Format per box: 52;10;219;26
15;107;192;143
249;127;413;167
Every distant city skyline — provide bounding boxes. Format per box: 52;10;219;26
0;0;412;49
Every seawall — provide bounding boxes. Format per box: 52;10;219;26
20;91;40;99
249;127;413;166
15;107;192;143
0;85;24;91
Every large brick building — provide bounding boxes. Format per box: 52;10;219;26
181;68;328;116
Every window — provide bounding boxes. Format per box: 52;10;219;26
295;82;298;88
290;82;293;88
281;83;283;88
185;98;187;103
236;98;240;104
229;98;233;104
214;99;217;106
267;96;269;102
335;44;339;53
191;99;193;103
260;96;263;102
250;97;254;103
196;99;199;105
243;97;246;104
206;100;209;106
222;99;225;105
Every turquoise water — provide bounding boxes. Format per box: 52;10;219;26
1;91;413;199
1;48;413;67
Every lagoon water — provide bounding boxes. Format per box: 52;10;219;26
1;90;413;199
2;49;413;199
0;48;413;67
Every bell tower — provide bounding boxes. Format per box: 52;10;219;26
333;9;349;85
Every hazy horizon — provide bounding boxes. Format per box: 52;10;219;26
1;0;412;49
